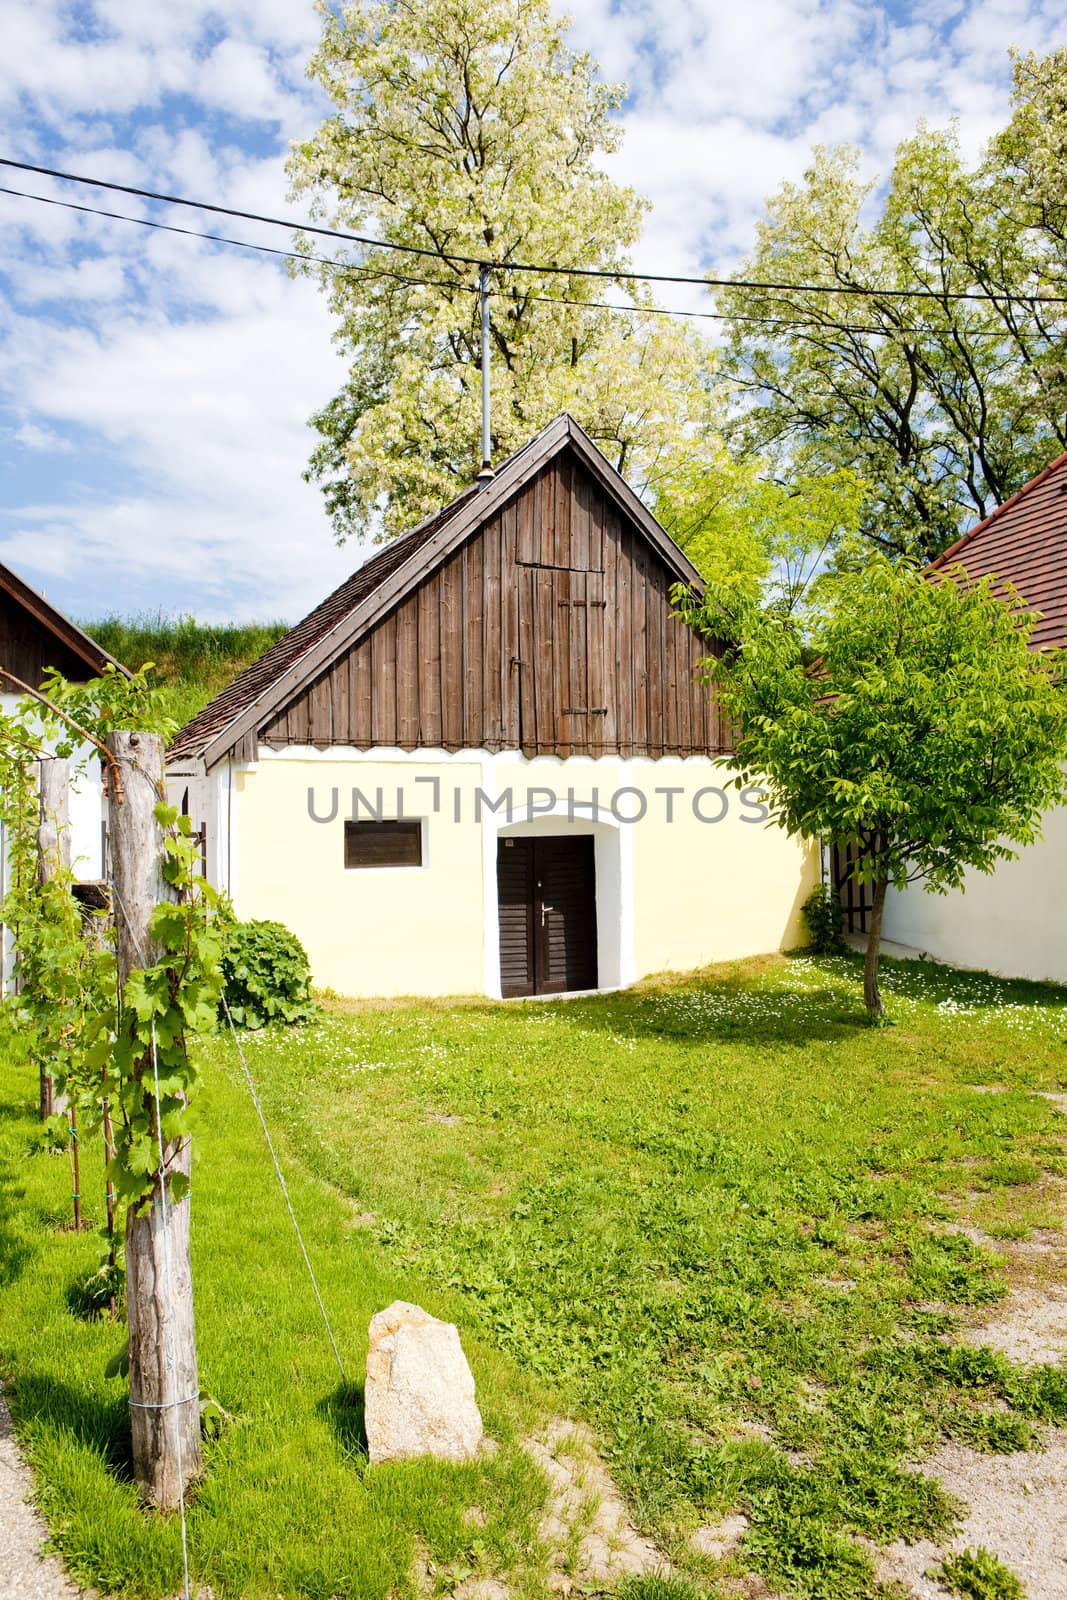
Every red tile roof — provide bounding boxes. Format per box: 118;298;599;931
929;453;1067;649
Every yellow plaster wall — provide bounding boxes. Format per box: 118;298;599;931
628;759;817;975
233;756;487;997
492;756;625;822
491;755;815;978
232;751;816;998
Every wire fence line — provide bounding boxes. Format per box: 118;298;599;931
108;826;350;1600
218;992;349;1387
109;876;192;1600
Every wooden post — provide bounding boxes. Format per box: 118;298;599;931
102;1097;118;1314
79;883;120;1308
106;731;201;1510
37;759;70;1120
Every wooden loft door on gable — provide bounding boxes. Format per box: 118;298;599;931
514;453;611;757
519;564;608;757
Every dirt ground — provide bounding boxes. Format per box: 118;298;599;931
0;1392;80;1600
875;1090;1067;1599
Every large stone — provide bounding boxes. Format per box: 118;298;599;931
365;1301;484;1464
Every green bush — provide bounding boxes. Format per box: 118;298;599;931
220;919;318;1029
802;882;844;954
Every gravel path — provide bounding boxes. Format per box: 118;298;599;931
876;1432;1067;1600
873;1089;1067;1599
0;1391;80;1600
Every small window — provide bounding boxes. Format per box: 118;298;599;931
344;818;423;869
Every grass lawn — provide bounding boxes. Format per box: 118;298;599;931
3;950;1067;1599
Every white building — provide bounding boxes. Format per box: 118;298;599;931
0;563;123;988
167;417;816;999
883;452;1067;982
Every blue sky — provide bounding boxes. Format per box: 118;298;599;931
0;0;1064;625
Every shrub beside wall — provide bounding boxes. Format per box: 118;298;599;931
220;920;318;1028
802;882;844;954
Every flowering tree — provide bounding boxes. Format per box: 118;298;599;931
288;0;720;541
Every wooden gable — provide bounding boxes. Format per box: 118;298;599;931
0;563;123;690
260;445;727;760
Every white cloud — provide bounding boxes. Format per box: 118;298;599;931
10;421;72;452
13;254;129;306
0;0;1061;624
0;264;358;619
565;0;1062;303
0;0;319;128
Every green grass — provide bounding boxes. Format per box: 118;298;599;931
939;1547;1025;1600
79;612;288;728
3;950;1067;1598
0;1030;555;1598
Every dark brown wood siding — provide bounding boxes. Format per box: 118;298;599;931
0;592;100;687
261;448;727;758
497;838;536;998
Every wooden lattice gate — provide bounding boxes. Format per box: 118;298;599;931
830;839;875;936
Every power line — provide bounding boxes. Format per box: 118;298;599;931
0;184;320;268
0;182;926;337
3;153;1066;308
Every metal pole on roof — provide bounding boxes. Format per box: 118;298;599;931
477;264;493;478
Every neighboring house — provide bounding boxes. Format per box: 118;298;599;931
883;452;1067;981
0;561;126;987
168;415;816;999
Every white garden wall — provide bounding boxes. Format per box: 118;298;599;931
882;802;1067;984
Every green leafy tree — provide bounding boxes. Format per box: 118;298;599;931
718;56;1067;562
655;461;869;609
680;557;1067;1019
288;0;720;541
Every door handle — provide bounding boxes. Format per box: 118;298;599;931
541;902;554;926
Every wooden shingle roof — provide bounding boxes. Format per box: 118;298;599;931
166;487;479;762
168;414;706;768
930;453;1067;649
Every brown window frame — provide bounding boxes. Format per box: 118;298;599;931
343;817;424;870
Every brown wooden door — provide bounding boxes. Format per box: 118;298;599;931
497;836;598;997
497;837;537;997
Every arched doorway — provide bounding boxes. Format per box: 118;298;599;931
482;804;632;997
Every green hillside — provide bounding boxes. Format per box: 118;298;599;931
81;612;289;730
